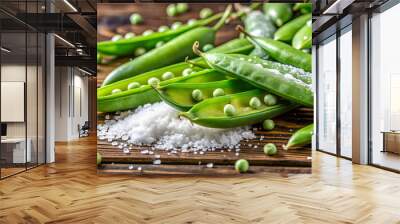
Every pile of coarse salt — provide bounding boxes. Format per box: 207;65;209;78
97;102;256;153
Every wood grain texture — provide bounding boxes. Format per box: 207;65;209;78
97;4;312;173
1;136;400;223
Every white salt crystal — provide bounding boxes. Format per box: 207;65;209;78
112;141;118;146
206;163;213;168
123;148;130;154
137;167;142;171
128;165;134;170
153;159;161;165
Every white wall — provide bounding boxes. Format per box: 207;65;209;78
54;67;89;141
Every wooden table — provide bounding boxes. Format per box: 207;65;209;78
97;3;312;175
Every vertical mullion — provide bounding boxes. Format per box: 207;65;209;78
367;11;373;165
336;25;341;157
25;0;28;171
0;19;2;179
315;45;320;150
36;0;39;167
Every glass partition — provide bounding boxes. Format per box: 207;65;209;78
370;3;400;171
317;35;337;155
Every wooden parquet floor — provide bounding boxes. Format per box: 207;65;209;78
1;136;400;224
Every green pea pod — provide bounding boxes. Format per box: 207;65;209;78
193;47;313;107
156;79;253;111
292;20;312;50
102;5;232;86
97;38;254;112
228;54;312;84
180;89;298;128
238;26;311;72
243;11;276;59
274;13;311;42
263;3;293;27
293;3;312;14
284;123;314;150
97;13;223;56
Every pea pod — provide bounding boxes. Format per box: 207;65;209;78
292;20;312;50
274;14;311;42
243;11;276;59
263;3;293;27
98;13;223;56
102;5;232;86
193;44;313;107
284;123;314;150
97;38;254;112
238;26;311;72
156;79;253;111
180;89;298;128
293;3;312;14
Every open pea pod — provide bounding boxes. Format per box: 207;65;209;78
194;47;313;107
98;13;223;57
293;3;312;14
274;13;311;42
284;123;314;150
180;89;298;128
156;79;253;111
292;20;312;50
97;38;254;112
238;26;311;72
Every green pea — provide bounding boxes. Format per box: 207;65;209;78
249;96;262;109
97;152;102;165
158;25;169;32
130;13;143;25
182;68;193;77
263;119;275;130
142;30;154;36
134;47;146;57
212;88;225;97
166;4;177;17
127;82;141;90
264;94;277;106
124;32;135;39
187;19;197;25
200;8;213;19
156;41;165;48
224;104;236;116
263;143;277;156
111;89;122;95
111;34;122;41
192;89;203;101
171;21;182;30
235;159;249;173
147;77;160;87
162;71;175;80
176;3;189;14
202;44;214;52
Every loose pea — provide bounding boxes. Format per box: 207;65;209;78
200;8;213;19
264;94;278;106
166;4;177;17
156;41;165;48
202;44;214;52
187;19;197;25
147;77;160;87
111;34;122;41
158;25;169;32
182;68;193;77
263;119;275;130
192;89;203;101
263;143;277;156
162;71;175;80
127;82;141;89
129;13;143;25
142;29;154;36
111;89;122;95
176;3;189;14
171;21;182;30
224;104;236;116
124;32;135;39
235;159;249;173
212;88;225;97
249;96;262;109
134;47;146;57
97;152;102;165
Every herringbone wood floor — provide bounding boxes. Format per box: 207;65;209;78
1;136;399;224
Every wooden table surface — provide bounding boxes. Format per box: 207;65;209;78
97;3;312;175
